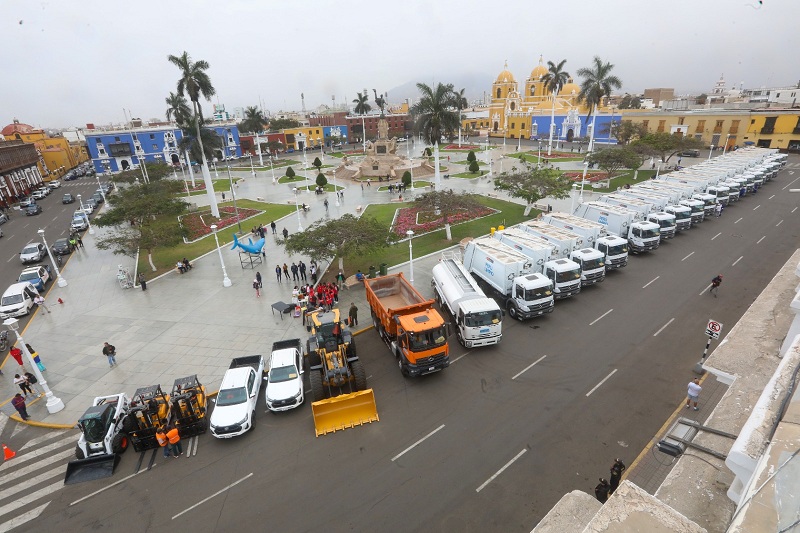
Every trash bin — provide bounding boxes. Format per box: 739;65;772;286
379;263;387;276
490;227;496;235
369;265;376;279
498;225;505;231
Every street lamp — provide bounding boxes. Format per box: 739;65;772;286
212;158;219;178
38;229;67;287
95;173;107;203
255;133;264;166
293;187;303;231
723;134;731;155
537;141;542;169
270;158;276;184
210;224;232;288
77;194;94;235
225;164;243;235
579;161;589;205
249;155;256;178
407;230;415;283
333;169;339;207
4;318;65;414
407;140;415;191
708;145;715;161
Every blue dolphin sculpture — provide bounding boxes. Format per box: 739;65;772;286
231;234;266;254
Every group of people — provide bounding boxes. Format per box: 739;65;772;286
176;258;192;274
594;458;627;503
155;425;183;458
387;183;407;194
298;282;340;311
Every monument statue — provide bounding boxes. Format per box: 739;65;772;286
373;89;386;117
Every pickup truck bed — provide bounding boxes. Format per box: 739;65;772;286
272;339;302;351
229;355;263;370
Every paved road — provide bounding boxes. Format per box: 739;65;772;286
0;160;793;532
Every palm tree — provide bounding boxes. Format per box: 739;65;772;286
165;92;192;126
240;106;266;134
167;51;220;218
541;59;570;156
454;88;468;147
352;92;371;149
177;118;223;164
577;56;622;154
411;82;460;193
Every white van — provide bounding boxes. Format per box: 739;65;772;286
0;282;40;319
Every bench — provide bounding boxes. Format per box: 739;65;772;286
356;205;363;213
256;196;264;201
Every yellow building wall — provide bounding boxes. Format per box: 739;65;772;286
7;130;87;179
283;127;324;149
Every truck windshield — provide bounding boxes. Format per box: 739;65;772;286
581;258;605;270
269;366;298;383
607;244;628;256
216;387;247;406
556;268;581;283
525;286;553;301
657;219;673;228
642;228;661;238
674;211;690;220
408;327;447;352
464;310;502;327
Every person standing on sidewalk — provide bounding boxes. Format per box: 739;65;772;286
299;261;307;282
686;378;702;411
166;425;183;457
256;271;262;289
282;228;289;239
609;458;626;495
282;263;290;280
253;278;261;298
594;478;610;503
138;273;147;291
156;427;171;459
33;295;51;313
102;342;117;367
275;264;282;283
14;374;35;396
270;221;277;234
291;263;299;282
349;303;358;327
709;274;723;297
11;393;29;421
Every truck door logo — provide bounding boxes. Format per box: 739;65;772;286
484;262;494;276
598;215;608;225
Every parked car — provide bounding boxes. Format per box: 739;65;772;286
0;213;8;225
19;198;36;208
32;190;48;200
20;243;46;264
26;204;43;216
92;193;104;204
52;237;75;255
63;193;75;204
680;149;701;157
47;180;61;189
18;265;52;292
71;216;89;232
85;198;98;210
0;282;40;319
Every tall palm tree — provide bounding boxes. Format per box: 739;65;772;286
167;51;220;218
352;92;371;149
541;59;570;156
240;105;266;134
177;117;224;164
454;88;468;147
577;56;622;154
411;82;460;207
165;92;192;125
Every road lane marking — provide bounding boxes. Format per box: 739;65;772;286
586;369;618;397
2;449;73;479
392;425;446;461
589;309;613;326
757;236;766;244
475;449;527;493
769;194;775;200
777;220;784;227
0;481;62;517
653;318;675;337
0;501;50;533
70;468;152;506
711;232;722;240
782;176;799;190
682;252;695;261
793;207;798;214
734;217;743;224
642;276;660;289
700;284;712;295
172;473;254;519
450;351;471;364
753;205;760;211
0;435;75;473
511;355;547;380
0;463;64;501
732;256;743;267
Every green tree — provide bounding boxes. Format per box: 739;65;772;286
239;105;266;134
113;163;175;184
605;120;648;145
267;118;300;131
412;190;484;241
468;160;480;173
586;148;641;176
167;51;219;217
577;56;622;152
94;180;188;270
266;140;284;155
177;118;223;164
696;93;708;105
283;214;387;273
402;171;412;187
493;164;572;214
312;156;322;170
286;166;295;178
352;92;372;116
411;82;461;189
316;173;328;188
165;92;192;126
541;59;570;155
631;132;704;163
423;147;432;157
618;94;642;109
466;150;477;163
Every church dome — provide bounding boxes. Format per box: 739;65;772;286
1;120;37;136
495;61;516;84
530;56;548;80
559;78;581;97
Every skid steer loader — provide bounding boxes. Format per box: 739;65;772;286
65;393;133;485
306;308;378;436
171;375;208;438
127;385;171;452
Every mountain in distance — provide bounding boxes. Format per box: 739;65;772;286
387;72;493;107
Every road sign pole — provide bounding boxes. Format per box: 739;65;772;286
694;337;713;375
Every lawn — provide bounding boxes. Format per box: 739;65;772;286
589;169;657;193
377;180;431;191
510;152;584;163
229;159;299;170
137;200;295;277
278;175;306;184
184;179;242;196
452;160;486;166
451;170;489;179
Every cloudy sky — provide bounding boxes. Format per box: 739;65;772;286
1;0;794;129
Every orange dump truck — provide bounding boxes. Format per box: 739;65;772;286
364;273;450;376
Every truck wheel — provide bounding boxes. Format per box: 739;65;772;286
307;348;321;368
111;434;128;454
75;445;85;460
508;303;520;320
346;340;357;358
250;410;256;429
397;357;409;377
309;371;325;402
121;414;138;434
351;360;367;390
456;330;466;347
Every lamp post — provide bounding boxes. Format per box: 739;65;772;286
293;187;303;231
708;145;715;161
210;224;232;288
407;230;415;283
95;173;107;203
225;164;243;234
579;161;589;205
38;229;67;287
723;134;731;154
212;158;219;178
362;87;368;153
249;155;255;178
256;133;264;166
270;158;276;184
4;318;64;414
77;194;94;235
333;169;339;207
407;140;415;191
537;141;542;169
303;148;310;193
517;133;521;152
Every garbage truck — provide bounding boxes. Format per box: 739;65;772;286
541;212;629;270
494;228;582;299
520;220;606;286
462;236;554;320
431;252;503;348
365;273;450;377
573;202;661;253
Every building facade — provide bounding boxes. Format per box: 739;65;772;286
0;140;44;208
1;120;88;181
345;113;410;144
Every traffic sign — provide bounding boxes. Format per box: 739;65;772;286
705;319;723;339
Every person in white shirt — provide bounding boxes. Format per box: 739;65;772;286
34;295;50;313
686;378;702;411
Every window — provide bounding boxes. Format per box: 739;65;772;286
510;102;516;111
496;88;501;99
149;134;155;139
511;122;515;129
714;120;724;133
530;86;535;96
678;117;685;125
657;120;665;132
152;144;158;150
95;139;102;144
316;129;320;134
730;120;740;134
695;120;705;133
115;137;120;142
642;120;649;129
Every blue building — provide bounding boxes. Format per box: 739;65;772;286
84;124;242;174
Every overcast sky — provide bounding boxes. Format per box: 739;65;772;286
1;0;795;129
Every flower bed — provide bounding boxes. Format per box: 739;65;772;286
562;172;610;183
184;181;206;192
180;206;261;240
391;206;495;237
443;144;480;151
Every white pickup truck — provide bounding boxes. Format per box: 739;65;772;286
265;340;305;412
210;355;265;438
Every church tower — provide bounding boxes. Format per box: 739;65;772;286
489;61;518;137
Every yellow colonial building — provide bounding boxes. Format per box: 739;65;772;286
281;126;325;151
1;120;88;181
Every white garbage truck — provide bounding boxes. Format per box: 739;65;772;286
541;212;629;270
494;227;582;299
519;220;606;286
573;202;661;253
462;237;555;320
431;253;503;348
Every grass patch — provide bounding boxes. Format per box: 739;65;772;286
230;159;299;170
451;170;488;179
137;200;295;277
509;152;585;163
377;180;431;192
452;160;486;166
589;169;657;193
295;184;343;192
184;179;241;196
278;175;306;184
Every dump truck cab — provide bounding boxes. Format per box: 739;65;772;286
128;385;171;452
171;376;208;438
395;310;449;375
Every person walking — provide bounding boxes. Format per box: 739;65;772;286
709;274;723;297
686;378;702;411
282;263;290;280
336;271;346;289
11;394;29;421
309;263;317;284
33;295;51;313
324;198;329;211
138;273;147;291
275;264;283;283
282;228;289;239
715;202;723;218
609;458;626;495
253;278;261;298
594;478;611;503
270;221;277;234
14;374;35;397
156;427;171;459
256;271;262;288
166;425;183;457
349;303;358;327
102;342;117;367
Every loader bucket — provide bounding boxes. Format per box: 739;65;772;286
64;454;119;485
311;389;379;437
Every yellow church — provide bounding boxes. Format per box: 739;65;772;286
1;120;88;181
